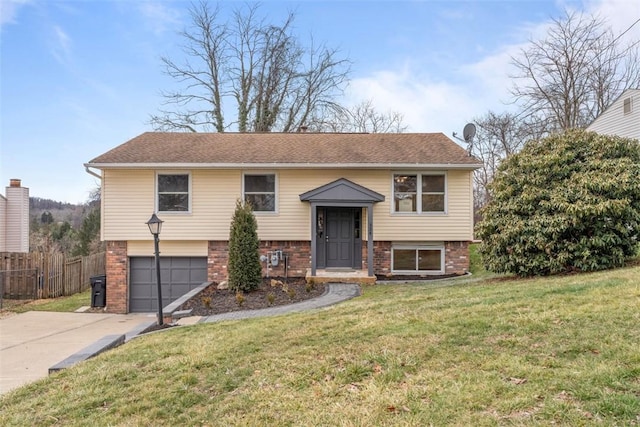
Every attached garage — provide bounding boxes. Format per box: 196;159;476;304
129;257;207;313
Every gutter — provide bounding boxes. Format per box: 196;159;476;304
84;165;102;180
84;162;483;171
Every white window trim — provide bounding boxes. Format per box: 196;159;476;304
391;243;445;275
391;171;447;215
242;171;278;215
156;171;192;214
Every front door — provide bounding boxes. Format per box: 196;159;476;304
326;208;354;268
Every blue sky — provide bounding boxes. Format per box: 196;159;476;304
1;0;638;203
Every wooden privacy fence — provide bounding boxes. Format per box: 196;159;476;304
0;252;106;301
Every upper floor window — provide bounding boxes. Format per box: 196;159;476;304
244;173;276;212
394;173;446;213
157;173;190;212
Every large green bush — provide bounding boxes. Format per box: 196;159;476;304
476;129;640;276
228;200;262;292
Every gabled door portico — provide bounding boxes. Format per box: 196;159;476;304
300;178;384;277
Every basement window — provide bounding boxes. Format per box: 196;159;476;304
392;245;444;274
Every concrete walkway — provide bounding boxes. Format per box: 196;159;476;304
0;283;360;395
200;283;360;323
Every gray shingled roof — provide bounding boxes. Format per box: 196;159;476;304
87;132;481;167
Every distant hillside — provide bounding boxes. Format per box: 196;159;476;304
30;197;87;229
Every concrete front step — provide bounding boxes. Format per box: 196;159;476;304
306;269;376;285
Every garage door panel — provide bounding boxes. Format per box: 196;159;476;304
129;257;207;313
170;269;192;283
170;284;191;299
130;269;152;283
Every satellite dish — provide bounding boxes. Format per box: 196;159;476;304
463;123;476;143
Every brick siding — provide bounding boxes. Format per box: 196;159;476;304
208;240;312;280
444;241;470;275
105;240;128;314
112;239;470;312
365;240;469;276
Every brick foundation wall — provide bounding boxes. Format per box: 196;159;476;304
207;241;229;281
105;240;128;314
208;240;312;281
369;241;392;276
365;240;470;276
444;241;470;275
259;241;311;277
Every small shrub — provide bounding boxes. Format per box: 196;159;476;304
266;293;275;305
235;292;245;306
228;200;262;292
201;296;212;308
287;288;296;299
305;282;314;293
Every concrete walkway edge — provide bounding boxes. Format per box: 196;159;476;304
200;283;361;323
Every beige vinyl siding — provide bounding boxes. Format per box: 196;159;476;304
376;170;473;241
103;169;240;241
102;168;474;243
127;240;208;256
258;169;474;241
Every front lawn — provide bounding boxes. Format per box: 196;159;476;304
1;266;639;426
1;289;91;314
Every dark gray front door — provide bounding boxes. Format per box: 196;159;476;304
326;208;354;268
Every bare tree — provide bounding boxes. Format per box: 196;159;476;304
510;11;640;131
310;100;408;133
468;111;549;219
150;2;350;133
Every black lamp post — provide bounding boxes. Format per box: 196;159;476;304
146;213;164;325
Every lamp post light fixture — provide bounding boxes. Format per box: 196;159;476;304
146;213;164;325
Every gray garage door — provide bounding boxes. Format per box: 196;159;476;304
129;257;207;313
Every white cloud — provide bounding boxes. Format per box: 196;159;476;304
586;0;640;41
50;25;72;66
0;0;30;27
346;68;484;136
344;0;639;136
137;1;182;36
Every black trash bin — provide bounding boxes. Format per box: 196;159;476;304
90;275;107;308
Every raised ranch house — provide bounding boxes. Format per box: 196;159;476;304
85;132;481;313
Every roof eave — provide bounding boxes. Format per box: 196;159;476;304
84;162;482;170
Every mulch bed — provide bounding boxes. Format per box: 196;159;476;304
179;277;326;316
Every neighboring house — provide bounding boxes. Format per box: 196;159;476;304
85;132;481;314
587;88;640;140
0;179;29;253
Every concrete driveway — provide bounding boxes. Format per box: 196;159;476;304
0;311;155;395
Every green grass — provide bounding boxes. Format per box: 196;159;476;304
2;265;639;426
1;289;91;313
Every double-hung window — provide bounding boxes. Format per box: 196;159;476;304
243;173;276;212
393;173;446;213
157;173;190;212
